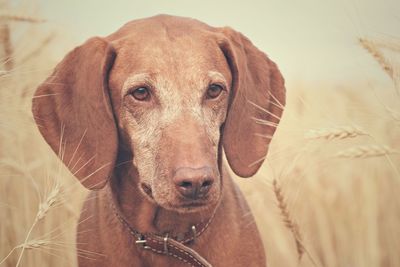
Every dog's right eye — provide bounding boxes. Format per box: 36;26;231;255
206;84;224;99
131;87;150;101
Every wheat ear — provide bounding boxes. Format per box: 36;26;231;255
305;126;367;140
17;239;50;250
0;13;45;23
359;38;395;80
15;182;61;267
272;179;304;259
335;145;399;158
35;183;61;222
359;37;400;96
272;179;319;266
370;39;400;53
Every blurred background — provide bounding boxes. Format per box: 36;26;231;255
1;0;399;266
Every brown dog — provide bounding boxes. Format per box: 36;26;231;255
32;15;285;267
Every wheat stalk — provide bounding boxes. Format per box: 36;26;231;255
19;32;55;64
272;179;305;260
0;13;45;23
335;145;399;158
0;22;12;71
0;239;51;264
385;106;400;124
305;125;367;140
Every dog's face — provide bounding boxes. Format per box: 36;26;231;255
109;35;232;211
32;15;286;213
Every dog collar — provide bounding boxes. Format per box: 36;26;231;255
108;186;217;267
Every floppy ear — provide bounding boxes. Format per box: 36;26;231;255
218;27;286;178
32;37;118;189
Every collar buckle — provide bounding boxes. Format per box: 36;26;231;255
135;236;150;250
163;234;169;255
191;225;197;243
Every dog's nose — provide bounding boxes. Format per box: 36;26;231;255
173;167;214;199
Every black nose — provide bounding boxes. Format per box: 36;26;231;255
173;167;214;199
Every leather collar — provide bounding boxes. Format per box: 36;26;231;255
107;185;217;266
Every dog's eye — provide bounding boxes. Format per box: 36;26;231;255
131;87;150;101
206;84;223;99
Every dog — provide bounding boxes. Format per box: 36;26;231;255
32;14;285;267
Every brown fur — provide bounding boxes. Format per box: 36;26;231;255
32;15;285;266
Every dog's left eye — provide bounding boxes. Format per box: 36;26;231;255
206;84;223;99
131;87;150;101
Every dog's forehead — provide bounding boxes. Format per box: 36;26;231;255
108;15;231;95
107;14;216;42
111;36;229;85
119;37;224;73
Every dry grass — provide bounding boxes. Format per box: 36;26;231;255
1;5;400;267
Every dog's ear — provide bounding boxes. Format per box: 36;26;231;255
218;27;286;178
32;37;118;190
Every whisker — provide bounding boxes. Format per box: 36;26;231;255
32;93;59;99
243;217;256;228
46;242;105;258
254;133;273;139
251;117;278;127
241;210;253;218
34;212;82;240
67;129;88;169
248;155;267;167
34;247;66;261
60;140;67;165
75;251;101;261
79;176;107;189
268;100;283;110
72;155;96;176
75;247;105;257
70;154;84;173
78;161;112;184
58;124;66;160
248;100;281;121
268;90;285;110
41;81;66;86
76;213;94;224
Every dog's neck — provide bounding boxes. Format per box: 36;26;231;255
110;159;218;236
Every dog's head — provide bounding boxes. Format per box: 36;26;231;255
32;15;285;212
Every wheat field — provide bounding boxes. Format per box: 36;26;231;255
1;4;400;267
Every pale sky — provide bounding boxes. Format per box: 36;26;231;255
24;0;400;89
